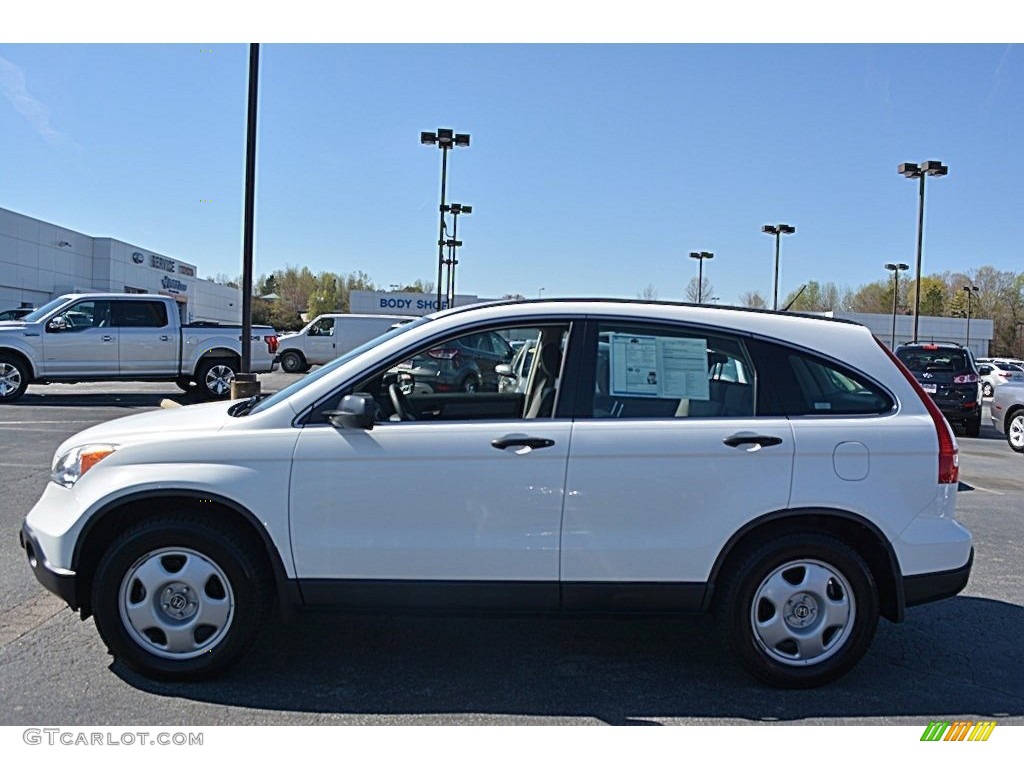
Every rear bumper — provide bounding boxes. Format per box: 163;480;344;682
19;523;78;610
903;548;973;608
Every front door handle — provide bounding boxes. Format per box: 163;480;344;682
723;434;783;449
491;436;556;451
160;335;170;341
102;335;114;342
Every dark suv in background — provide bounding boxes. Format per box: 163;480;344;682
895;342;982;436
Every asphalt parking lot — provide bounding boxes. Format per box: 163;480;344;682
1;374;1021;726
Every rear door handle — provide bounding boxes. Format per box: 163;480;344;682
723;434;783;449
491;436;556;451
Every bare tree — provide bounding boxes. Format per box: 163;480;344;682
739;290;768;309
636;283;659;301
685;277;714;304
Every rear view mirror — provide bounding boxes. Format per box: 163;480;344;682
325;393;376;430
495;363;514;378
47;316;69;332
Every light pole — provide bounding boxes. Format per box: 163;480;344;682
963;285;979;348
538;287;545;299
689;251;714;303
443;203;471;309
898;160;948;342
762;224;796;310
421;128;470;312
885;262;909;348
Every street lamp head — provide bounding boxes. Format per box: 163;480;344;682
454;133;471;147
779;224;796;235
420;131;437;145
922;160;948;176
461;204;473;214
436;128;454;146
689;251;713;260
762;225;778;235
898;162;922;178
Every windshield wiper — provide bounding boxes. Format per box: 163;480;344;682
227;393;270;417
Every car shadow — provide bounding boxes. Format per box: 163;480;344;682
12;391;200;408
113;595;1023;724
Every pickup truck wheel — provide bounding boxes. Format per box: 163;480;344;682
715;533;878;688
196;358;237;400
0;354;30;402
91;515;270;681
279;350;308;373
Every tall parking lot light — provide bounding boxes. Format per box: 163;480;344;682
444;203;472;308
422;129;470;312
885;262;910;348
762;224;796;311
688;251;714;303
963;285;979;348
899;160;948;342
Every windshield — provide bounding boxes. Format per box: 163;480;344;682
21;297;73;323
248;315;432;415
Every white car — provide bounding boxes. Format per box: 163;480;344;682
20;300;973;688
977;360;1024;398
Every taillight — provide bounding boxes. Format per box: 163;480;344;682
427;348;460;360
997;372;1011;379
952;372;979;384
877;338;959;485
265;335;278;354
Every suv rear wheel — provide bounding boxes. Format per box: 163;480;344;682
716;533;879;688
91;515;269;680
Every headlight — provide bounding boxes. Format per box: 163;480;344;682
51;444;119;488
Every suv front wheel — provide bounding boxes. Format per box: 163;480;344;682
91;515;270;680
716;533;879;688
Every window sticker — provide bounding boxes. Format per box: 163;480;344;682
608;334;710;400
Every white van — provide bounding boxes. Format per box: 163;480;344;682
275;313;414;372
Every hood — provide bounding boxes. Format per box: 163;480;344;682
277;331;301;342
55;400;234;455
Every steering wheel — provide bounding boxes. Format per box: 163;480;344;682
388;382;417;421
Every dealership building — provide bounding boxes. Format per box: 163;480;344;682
0;206;242;323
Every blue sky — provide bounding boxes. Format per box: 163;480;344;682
1;40;1020;304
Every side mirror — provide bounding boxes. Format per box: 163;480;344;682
495;363;514;378
325;393;376;430
47;316;69;332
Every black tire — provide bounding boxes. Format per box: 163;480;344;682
715;533;879;688
461;374;479;393
195;357;238;400
91;515;270;681
965;413;981;438
0;353;30;403
279;350;308;373
1006;408;1024;453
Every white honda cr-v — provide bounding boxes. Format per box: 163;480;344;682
20;300;972;687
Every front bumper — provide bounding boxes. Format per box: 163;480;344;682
19;523;78;610
903;547;973;608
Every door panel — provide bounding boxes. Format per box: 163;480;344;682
562;418;794;584
41;300;117;377
114;300;178;375
289;420;572;584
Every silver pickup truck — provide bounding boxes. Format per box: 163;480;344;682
0;294;278;402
